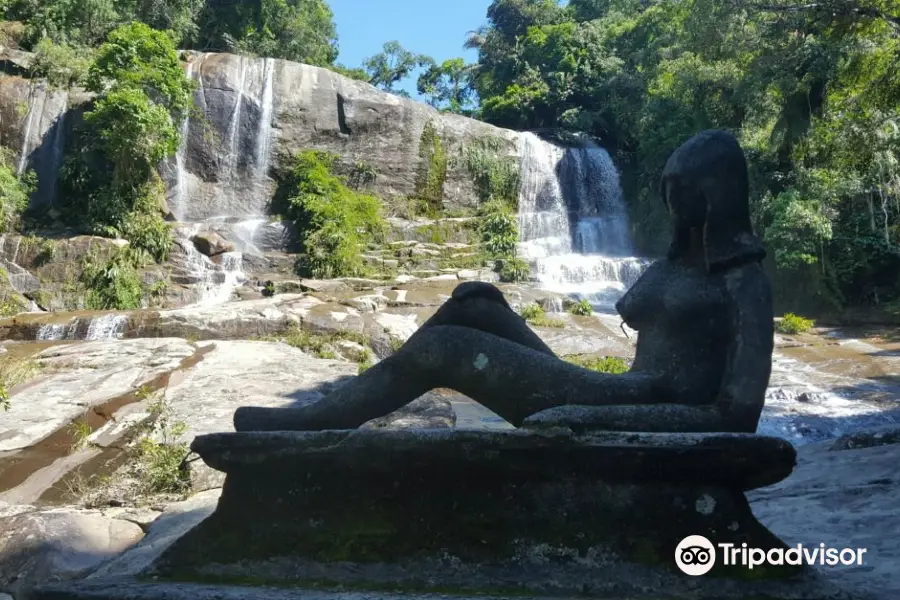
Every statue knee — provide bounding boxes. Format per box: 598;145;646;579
452;281;511;310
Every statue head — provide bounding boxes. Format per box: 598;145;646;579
660;130;766;273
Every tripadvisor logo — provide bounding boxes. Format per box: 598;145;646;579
675;535;869;576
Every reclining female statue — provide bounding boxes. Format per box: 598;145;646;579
234;130;774;434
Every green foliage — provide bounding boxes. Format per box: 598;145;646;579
262;280;276;297
473;0;900;311
565;354;630;374
776;313;815;335
414;122;448;214
364;41;433;96
463;137;520;206
0;355;39;411
278;150;385;279
87;22;192;112
330;64;369;81
81;249;143;310
417;58;477;114
7;0;334;64
518;303;544;321
68;418;93;452
0;147;34;233
497;257;530;283
57;23;182;264
263;325;373;363
138;395;190;495
195;0;338;65
569;298;593;316
477;200;519;258
30;38;93;87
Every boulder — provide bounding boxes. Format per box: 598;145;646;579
0;510;143;594
190;232;233;257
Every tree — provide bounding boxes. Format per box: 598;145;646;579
471;0;900;310
194;0;338;65
363;41;433;96
87;21;193;112
417;58;477;114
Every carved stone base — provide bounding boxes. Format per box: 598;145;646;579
147;430;851;599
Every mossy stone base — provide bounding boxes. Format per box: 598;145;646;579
143;430;850;599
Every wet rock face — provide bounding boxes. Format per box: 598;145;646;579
1;48;520;221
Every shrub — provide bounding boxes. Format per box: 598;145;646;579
498;257;530;282
280;150;385;279
87;22;193;113
477;200;519;258
30;38;93;88
569;298;593;316
263;326;373;363
776;313;815;335
565;355;630;374
81;249;143;310
137;396;191;495
519;303;545;321
463;136;520;206
0;355;39;411
414;121;447;214
0;147;34;232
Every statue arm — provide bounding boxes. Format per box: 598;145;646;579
715;263;773;433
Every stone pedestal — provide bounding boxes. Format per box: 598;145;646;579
145;429;849;599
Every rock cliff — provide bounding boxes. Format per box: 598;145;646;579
0;49;519;221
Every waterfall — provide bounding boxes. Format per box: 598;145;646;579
172;60;196;221
254;58;276;177
516;133;648;311
176;225;247;307
227;59;249;178
36;314;128;341
17;85;40;177
47;98;67;206
84;314;128;340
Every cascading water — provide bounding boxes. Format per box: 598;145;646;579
171;60;196;221
516;133;648;311
227;59;249;180
254;58;276;177
17;85;39;177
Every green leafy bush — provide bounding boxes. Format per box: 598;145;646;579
519;303;545;321
86;22;193;113
477;200;519;258
497;257;530;283
463;137;520;206
138;396;190;495
414;121;448;215
0;147;34;232
262;325;373;363
776;313;815;335
565;355;630;374
30;38;93;87
56;23;186;264
569;299;593;316
279;150;385;279
81;249;143;310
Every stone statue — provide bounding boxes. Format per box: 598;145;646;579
234;129;773;434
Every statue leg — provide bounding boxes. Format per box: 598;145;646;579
234;323;669;432
412;281;556;357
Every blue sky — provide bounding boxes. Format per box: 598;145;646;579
328;0;490;98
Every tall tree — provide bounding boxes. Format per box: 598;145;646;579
417;58;477;114
363;41;433;97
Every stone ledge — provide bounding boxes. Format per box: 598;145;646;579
190;429;796;491
20;579;858;600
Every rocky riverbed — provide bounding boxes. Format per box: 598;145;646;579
0;273;898;598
